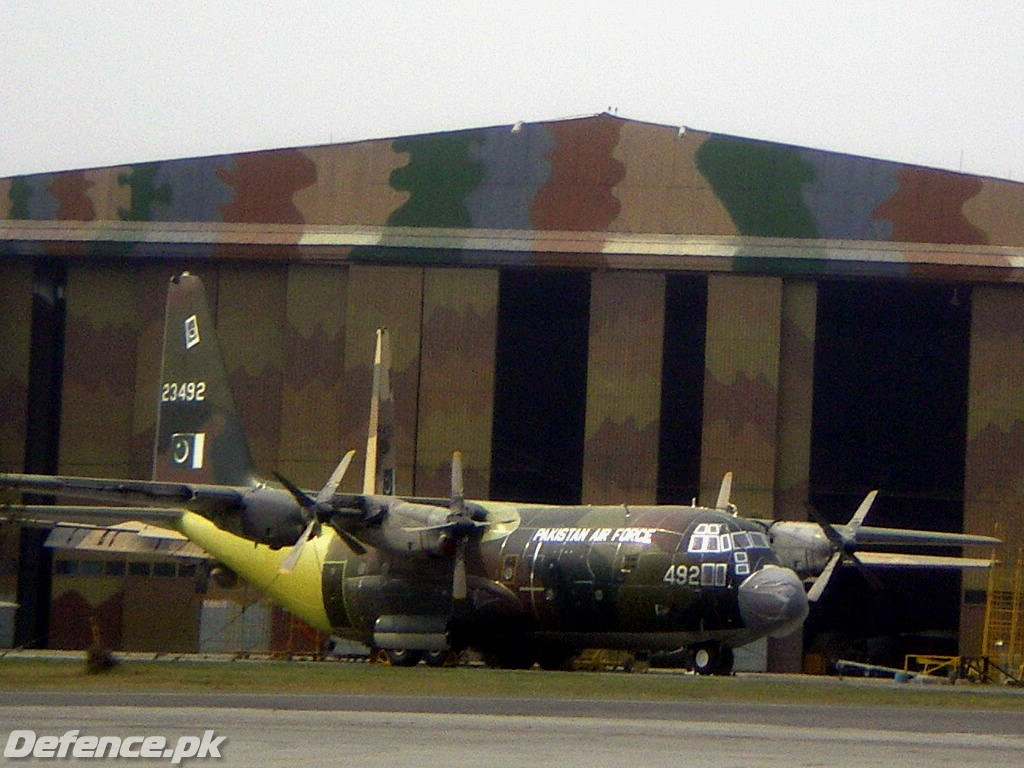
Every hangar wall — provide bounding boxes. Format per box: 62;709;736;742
583;271;664;503
4;113;1023;244
3;114;1024;658
702;275;782;513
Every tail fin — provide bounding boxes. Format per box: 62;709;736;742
152;272;257;486
362;328;396;495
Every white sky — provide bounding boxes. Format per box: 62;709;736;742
1;1;1021;180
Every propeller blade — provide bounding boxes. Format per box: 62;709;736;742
806;494;885;595
846;490;877;536
279;519;317;574
274;471;316;510
450;451;465;518
449;452;471;604
807;505;847;549
276;451;357;567
316;450;356;505
452;538;468;601
334;526;368;556
846;551;884;591
403;517;487;534
807;552;840;602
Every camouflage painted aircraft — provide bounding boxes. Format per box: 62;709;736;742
1;273;999;674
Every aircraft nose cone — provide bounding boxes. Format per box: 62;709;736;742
737;565;809;639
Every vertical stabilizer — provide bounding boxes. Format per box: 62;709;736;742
152;272;257;486
363;328;396;494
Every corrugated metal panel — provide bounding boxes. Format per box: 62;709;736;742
965;285;1024;552
416;268;498;498
583;271;665;503
701;275;782;514
59;266;141;478
216;265;287;473
0;262;32;473
276;264;349;488
340;265;423;494
775;281;817;521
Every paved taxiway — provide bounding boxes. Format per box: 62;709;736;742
4;690;1023;767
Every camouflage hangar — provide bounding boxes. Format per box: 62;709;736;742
1;113;1023;669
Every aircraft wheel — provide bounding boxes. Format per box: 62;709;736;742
384;649;423;667
422;650;459;668
692;643;734;676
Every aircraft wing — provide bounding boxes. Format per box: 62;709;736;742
854;552;993;569
851;525;999;548
0;472;243;515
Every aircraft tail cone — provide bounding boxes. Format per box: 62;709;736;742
737;566;808;639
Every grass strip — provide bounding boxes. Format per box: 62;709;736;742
1;656;1022;711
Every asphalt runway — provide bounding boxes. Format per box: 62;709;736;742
3;691;1023;767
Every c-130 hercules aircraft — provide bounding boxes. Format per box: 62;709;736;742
1;273;998;674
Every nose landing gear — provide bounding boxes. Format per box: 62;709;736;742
691;643;734;676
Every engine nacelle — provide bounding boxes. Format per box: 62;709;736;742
766;521;833;578
347;496;451;556
238;485;306;549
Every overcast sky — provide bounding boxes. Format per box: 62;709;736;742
1;1;1021;180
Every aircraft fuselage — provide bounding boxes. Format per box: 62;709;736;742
300;501;806;664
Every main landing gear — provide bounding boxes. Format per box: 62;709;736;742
382;648;422;667
375;648;461;667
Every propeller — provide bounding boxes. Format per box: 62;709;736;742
806;490;881;601
276;450;356;573
441;453;518;603
402;452;484;603
447;451;481;602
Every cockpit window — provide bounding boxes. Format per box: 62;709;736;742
687;524;769;554
688;523;723;553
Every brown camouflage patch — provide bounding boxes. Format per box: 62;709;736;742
875;167;986;244
49;172;95;221
218;150;316;224
531;114;625;231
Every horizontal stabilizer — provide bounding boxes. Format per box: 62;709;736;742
3;504;184;528
44;521;210;559
57;520;190;540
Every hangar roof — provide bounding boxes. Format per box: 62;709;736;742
2;113;1023;280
